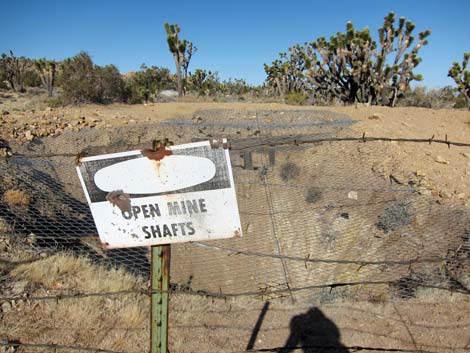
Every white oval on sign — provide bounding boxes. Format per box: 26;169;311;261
94;155;216;194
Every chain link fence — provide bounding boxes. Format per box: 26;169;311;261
1;109;469;352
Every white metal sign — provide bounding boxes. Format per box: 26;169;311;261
76;140;242;248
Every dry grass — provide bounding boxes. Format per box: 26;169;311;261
11;253;144;292
3;253;149;352
0;217;10;234
2;189;30;208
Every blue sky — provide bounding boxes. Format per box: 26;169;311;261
1;0;469;87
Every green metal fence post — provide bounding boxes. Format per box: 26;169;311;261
150;244;171;353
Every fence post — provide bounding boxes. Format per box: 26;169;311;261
150;244;171;353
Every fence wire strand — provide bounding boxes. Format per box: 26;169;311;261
1;109;470;353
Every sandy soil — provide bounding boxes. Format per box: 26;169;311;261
1;92;470;352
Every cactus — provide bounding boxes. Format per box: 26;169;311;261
34;58;56;97
164;23;197;97
0;50;31;92
448;53;470;110
264;12;430;107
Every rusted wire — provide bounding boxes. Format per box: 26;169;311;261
6;134;470;159
192;241;470;266
0;280;468;303
235;345;437;352
0;339;125;353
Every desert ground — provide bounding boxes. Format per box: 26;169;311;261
1;91;470;353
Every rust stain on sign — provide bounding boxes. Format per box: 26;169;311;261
106;190;131;213
142;146;172;161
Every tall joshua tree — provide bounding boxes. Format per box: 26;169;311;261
264;12;430;107
164;22;197;97
448;53;470;110
35;58;57;97
0;50;31;92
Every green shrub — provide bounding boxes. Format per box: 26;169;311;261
284;92;307;105
126;65;175;103
59;52;126;104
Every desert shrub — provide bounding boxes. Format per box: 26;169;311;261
280;162;300;181
187;69;220;96
454;95;468;109
398;86;457;109
59;52;126;104
284;92;307;105
95;64;127;102
126;64;175;103
306;186;322;203
0;65;9;89
3;189;30;209
22;69;42;88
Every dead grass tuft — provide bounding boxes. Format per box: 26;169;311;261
3;189;30;208
4;252;149;352
11;253;145;292
0;217;10;234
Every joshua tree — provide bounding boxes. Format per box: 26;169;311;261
0;50;31;92
264;12;431;107
35;58;57;96
448;53;470;110
164;22;197;97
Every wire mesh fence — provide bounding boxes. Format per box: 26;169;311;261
1;109;469;352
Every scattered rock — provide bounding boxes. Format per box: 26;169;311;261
434;155;449;164
24;130;35;141
157;90;178;102
440;190;453;199
11;281;28;295
348;191;358;200
418;188;432;196
415;170;426;177
368;113;384;120
1;301;12;313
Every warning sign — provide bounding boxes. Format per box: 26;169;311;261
76;141;242;248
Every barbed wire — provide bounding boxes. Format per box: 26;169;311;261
0;279;468;304
4;133;470;160
192;241;470;266
0;339;448;353
0;339;125;353
235;346;437;353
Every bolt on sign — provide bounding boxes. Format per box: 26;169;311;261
76;140;242;248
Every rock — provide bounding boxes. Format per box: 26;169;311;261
24;130;35;141
2;110;10;116
12;280;28;295
440;190;453;199
418;188;432;196
462;152;470;158
1;301;12;313
434;155;449;164
457;193;466;200
368;113;384;120
415;170;426;177
348;191;358;200
157;90;178;102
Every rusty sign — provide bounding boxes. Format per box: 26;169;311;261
76;140;242;248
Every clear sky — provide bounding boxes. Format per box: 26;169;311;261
1;0;469;87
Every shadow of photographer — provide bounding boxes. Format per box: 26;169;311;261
280;307;349;353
